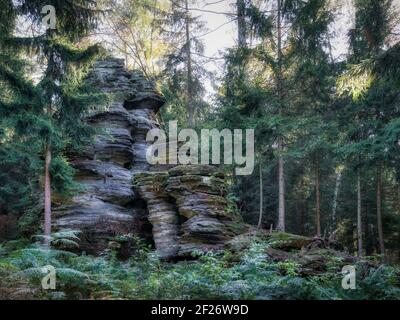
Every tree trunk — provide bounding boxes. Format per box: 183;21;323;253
357;167;363;257
276;0;285;232
277;153;285;231
237;0;246;48
296;190;301;234
258;162;263;228
315;158;321;237
370;223;377;255
297;180;305;235
277;139;285;232
364;197;372;256
376;164;386;262
300;202;305;235
185;0;194;127
331;166;343;229
44;145;52;242
124;42;128;69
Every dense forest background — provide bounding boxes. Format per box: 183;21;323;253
1;0;400;300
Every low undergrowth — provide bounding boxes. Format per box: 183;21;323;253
0;233;399;300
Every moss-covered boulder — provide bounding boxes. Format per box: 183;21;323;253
267;232;315;250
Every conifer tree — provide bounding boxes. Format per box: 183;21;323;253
338;0;396;260
161;0;209;127
7;0;105;239
0;0;43;219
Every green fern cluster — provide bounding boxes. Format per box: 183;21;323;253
0;236;399;300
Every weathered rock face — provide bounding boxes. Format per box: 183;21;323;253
135;165;245;259
133;172;180;259
54;58;244;258
54;58;163;254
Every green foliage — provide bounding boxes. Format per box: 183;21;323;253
33;229;81;249
0;0;107;234
1;0;400;301
1;236;399;300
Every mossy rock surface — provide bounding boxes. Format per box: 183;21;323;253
133;171;169;183
268;232;314;250
226;227;268;252
133;172;169;191
168;165;224;177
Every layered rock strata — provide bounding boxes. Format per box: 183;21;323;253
135;165;244;259
54;58;244;258
53;58;163;254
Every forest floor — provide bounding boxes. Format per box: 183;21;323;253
0;231;399;300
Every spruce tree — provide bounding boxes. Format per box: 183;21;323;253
7;1;105;239
338;0;396;260
161;0;209;127
226;0;333;232
0;0;43;220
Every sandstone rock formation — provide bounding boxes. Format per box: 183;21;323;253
54;58;163;254
54;58;244;258
135;165;244;259
133;172;180;259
